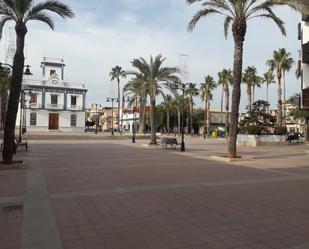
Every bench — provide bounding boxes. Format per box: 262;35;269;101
1;138;28;153
161;137;179;149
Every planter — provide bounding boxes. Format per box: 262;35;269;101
237;134;287;147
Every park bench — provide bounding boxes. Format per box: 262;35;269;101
161;137;179;149
286;133;300;144
1;138;28;154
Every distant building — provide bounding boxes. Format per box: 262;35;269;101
86;107;118;131
18;57;87;132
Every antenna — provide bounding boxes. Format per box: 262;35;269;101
178;54;190;83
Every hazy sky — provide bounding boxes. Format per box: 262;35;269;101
0;0;303;111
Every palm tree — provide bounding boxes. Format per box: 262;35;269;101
129;55;178;144
243;66;259;112
123;75;147;134
187;0;307;158
0;70;10;130
263;69;276;110
200;75;216;138
0;0;74;164
252;76;263;104
218;69;232;139
162;94;174;133
110;66;127;133
185;83;198;135
282;55;294;124
267;48;293;126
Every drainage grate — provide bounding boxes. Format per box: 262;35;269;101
3;205;23;212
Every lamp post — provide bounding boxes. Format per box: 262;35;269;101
19;89;32;143
172;82;189;152
107;97;118;136
126;96;137;143
92;103;102;134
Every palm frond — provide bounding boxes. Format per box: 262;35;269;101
27;12;55;29
188;8;221;32
223;16;232;38
0;15;13;39
251;13;286;35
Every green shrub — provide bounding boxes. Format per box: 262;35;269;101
247;125;263;135
274;126;287;135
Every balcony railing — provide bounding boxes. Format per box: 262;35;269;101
302;42;309;64
46;104;64;110
67;105;83;111
28;103;42;109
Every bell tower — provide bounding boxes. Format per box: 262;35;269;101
41;57;65;81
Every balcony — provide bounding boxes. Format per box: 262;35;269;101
28;103;42;109
45;104;64;110
302;88;309;109
67;105;83;111
302;42;309;64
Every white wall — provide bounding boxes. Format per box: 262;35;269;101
43;65;63;81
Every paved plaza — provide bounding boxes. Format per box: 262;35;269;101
1;138;309;249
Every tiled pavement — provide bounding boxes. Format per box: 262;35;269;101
1;139;309;249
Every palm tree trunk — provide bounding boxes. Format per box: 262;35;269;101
150;94;157;144
247;86;252;112
0;88;8;130
220;86;224;126
3;24;27;164
228;27;245;159
138;97;143;134
207;99;211;138
283;71;286;125
166;108;170;134
204;99;207;139
225;85;230;142
189;96;193;135
277;74;283;127
117;78;120;132
305;117;309;143
252;85;255;104
266;83;269;113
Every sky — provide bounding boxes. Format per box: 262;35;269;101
0;0;303;111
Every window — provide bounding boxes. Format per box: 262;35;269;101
51;95;58;105
31;93;37;104
71;114;77;127
71;96;77;106
50;70;56;76
30;113;37;126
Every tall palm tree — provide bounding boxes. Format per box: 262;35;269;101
218;68;232;139
267;48;293;126
110;66;127;133
187;0;307;158
123;75;147;134
0;0;74;164
252;76;262;103
200;75;216;138
282;55;294;124
263;69;276;110
162;94;174;133
185;83;198;135
0;70;10;130
129;55;178;144
243;66;259;112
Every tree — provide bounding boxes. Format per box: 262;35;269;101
263;69;276;111
243;66;260;112
0;70;10;130
187;0;307;158
185;83;198;135
200;75;216;138
267;48;293;127
162;94;174;133
218;68;232;139
129;55;178;144
0;0;74;164
110;66;127;133
282;54;294;124
123;75;147;134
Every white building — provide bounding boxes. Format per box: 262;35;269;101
18;57;87;132
299;14;309;109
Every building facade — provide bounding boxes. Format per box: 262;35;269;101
299;15;309;109
18;57;87;132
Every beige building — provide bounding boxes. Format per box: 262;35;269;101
86;107;118;131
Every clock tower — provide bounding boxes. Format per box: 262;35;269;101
41;57;65;82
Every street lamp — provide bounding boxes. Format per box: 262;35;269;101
172;82;189;152
106;97;118;136
126;96;137;143
92;103;102;134
19;89;32;143
0;63;33;76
